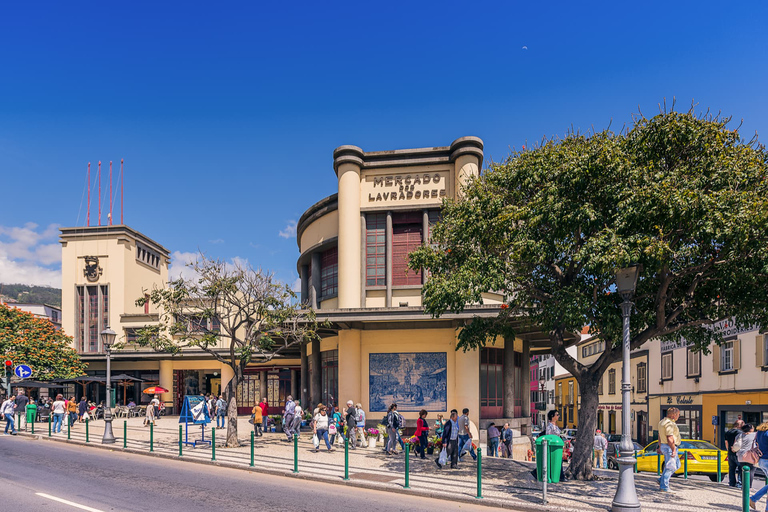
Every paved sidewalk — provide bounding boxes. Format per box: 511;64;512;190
21;416;752;511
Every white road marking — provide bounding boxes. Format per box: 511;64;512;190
35;493;106;512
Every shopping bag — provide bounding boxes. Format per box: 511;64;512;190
460;437;473;456
438;447;448;466
312;433;319;449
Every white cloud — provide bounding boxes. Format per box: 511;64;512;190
278;220;298;239
168;251;201;282
0;223;62;287
292;278;302;292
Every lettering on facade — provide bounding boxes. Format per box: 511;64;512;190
368;173;446;202
598;405;622;410
83;256;102;282
660;318;759;353
667;395;695;405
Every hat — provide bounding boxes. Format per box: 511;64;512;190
596;429;601;433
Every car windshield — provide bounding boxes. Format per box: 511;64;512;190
679;440;719;450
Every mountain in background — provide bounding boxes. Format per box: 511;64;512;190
0;283;62;307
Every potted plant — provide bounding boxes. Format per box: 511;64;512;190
376;423;387;443
427;435;440;455
366;427;380;448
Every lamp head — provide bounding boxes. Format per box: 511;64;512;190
100;327;117;350
615;265;641;300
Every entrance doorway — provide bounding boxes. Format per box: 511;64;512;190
637;411;647;445
480;348;503;418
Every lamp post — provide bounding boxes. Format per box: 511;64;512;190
101;327;117;444
612;265;641;512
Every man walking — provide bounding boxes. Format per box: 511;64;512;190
2;395;17;435
593;429;607;468
283;395;296;441
658;407;682;492
436;409;460;469
501;422;513;458
345;400;358;449
215;395;227;429
458;408;477;461
14;390;28;431
355;403;366;448
290;401;303;437
725;419;745;487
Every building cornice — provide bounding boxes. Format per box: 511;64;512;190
59;224;170;256
296;194;338;249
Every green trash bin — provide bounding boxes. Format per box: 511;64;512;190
536;435;564;483
26;402;37;426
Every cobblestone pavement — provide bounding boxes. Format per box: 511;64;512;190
20;416;753;511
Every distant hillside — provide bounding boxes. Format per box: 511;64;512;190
0;284;62;307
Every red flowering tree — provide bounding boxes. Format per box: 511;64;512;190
0;303;87;381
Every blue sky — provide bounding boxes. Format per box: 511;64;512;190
1;1;766;289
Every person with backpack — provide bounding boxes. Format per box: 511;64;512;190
385;403;400;455
726;419;745;487
355;402;366;448
215;395;227;429
736;423;757;491
330;405;343;446
251;402;263;437
283;395;296;441
345;401;358;449
750;422;768;509
415;409;429;459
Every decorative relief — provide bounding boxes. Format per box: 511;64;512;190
369;352;447;412
83;256;102;282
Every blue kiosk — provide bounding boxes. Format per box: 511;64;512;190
179;395;212;447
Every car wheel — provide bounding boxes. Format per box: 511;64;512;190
607;460;617;470
708;475;720;482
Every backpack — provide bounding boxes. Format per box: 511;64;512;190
398;413;405;429
355;408;364;423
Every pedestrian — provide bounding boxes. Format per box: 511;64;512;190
434;413;445;436
385;403;400;455
283;395;296;441
258;398;269;432
67;396;78;428
657;407;682;492
750;422;768;510
602;432;608;468
52;394;66;433
726;419;746;487
144;398;156;426
215;395;227;429
501;422;513;458
14;390;29;430
736;423;757;491
458;408;477;462
343;400;357;449
252;402;263;437
487;422;500;457
1;395;16;435
355;403;366;448
291;402;303;438
78;396;88;422
593;429;607;469
545;410;561;436
330;405;343;446
435;409;459;469
415;409;429;459
312;404;333;452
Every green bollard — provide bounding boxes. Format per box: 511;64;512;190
85;418;88;442
404;441;409;488
293;433;299;473
657;452;661;475
123;420;127;449
17;413;20;432
68;417;71;440
683;451;688;479
743;466;751;512
250;431;255;467
150;423;154;452
48;414;51;437
212;428;216;461
476;446;483;499
30;416;34;435
717;454;722;483
179;425;183;457
634;450;637;473
345;437;350;481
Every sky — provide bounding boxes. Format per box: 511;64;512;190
1;1;766;290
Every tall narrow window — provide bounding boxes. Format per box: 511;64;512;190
637;362;647;393
392;211;423;286
88;285;99;352
320;247;338;298
686;348;700;377
608;369;616;394
722;341;734;371
76;285;108;353
661;352;673;380
366;213;386;286
597;375;603;395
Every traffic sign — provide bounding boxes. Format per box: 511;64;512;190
14;364;32;379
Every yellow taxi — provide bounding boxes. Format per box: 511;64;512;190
635;439;728;482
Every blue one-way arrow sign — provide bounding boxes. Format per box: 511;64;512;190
14;365;32;379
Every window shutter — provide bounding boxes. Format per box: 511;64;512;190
757;335;766;368
734;339;741;370
713;345;721;373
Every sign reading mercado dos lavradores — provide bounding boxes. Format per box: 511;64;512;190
361;170;450;207
660;318;759;353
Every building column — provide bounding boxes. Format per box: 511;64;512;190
290;369;298;402
310;252;321;309
259;371;268;404
338;329;362;406
159;359;174;412
521;341;531;433
385;211;393;308
503;338;515;418
300;340;309;409
450;137;484;199
300;264;309;305
422;209;429;283
220;363;235;398
334;146;363;308
454;330;480;421
311;337;321;407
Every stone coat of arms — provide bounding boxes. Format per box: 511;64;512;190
84;256;102;282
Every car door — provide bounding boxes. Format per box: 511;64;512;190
636;441;660;472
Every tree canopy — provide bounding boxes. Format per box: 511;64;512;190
0;303;87;381
410;107;768;478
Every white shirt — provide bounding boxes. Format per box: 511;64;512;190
314;413;329;430
52;400;66;414
1;399;15;415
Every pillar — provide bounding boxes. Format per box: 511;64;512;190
310;252;321;309
450;136;484;199
300;264;309;305
333;145;363;308
259;371;268;405
503;338;515;418
454;330;480;419
422;209;429;283
385;211;393;307
300;340;309;408
311;337;321;407
338;329;362;405
159;359;173;412
521;340;531;432
290;369;298;402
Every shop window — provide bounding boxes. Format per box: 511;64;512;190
608;369;616;395
686;348;700;377
636;362;647;393
366;213;386;286
661;352;673;381
392;211;423;286
320;247;338;298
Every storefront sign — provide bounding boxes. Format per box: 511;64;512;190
598;404;622;410
661;318;758;353
364;172;448;203
665;395;701;406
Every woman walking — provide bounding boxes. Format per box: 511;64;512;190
749;422;768;509
312;405;333;452
737;423;757;491
51;394;66;433
67;397;78;427
144;399;156;426
415;409;429;459
386;403;400;455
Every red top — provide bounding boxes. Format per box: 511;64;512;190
415;417;429;436
259;401;268;416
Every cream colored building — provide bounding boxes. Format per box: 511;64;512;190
647;321;768;449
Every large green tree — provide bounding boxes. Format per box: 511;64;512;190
410;108;768;479
132;255;321;447
0;303;87;383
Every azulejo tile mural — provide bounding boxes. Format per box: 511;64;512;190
369;352;447;412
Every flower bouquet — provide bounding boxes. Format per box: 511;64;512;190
366;427;380;448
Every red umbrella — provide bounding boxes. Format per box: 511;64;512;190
143;386;169;394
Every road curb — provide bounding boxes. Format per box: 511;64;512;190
18;432;588;511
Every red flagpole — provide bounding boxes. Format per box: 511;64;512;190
121;159;124;225
98;161;102;226
87;162;91;226
109;161;113;225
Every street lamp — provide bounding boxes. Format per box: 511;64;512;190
612;265;641;512
101;327;117;444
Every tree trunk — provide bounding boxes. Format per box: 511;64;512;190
566;374;600;480
224;365;243;448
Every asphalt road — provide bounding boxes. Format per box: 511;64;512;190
0;436;492;512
